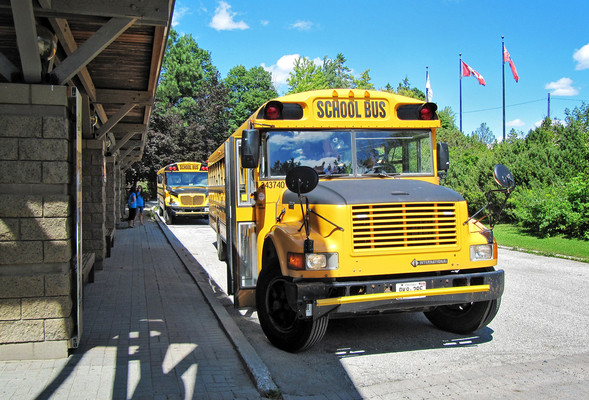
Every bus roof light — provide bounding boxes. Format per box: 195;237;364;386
419;103;438;120
264;101;283;120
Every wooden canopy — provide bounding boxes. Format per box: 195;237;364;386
0;0;175;167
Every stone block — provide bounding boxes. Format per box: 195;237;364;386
44;240;73;263
0;320;44;343
0;274;44;298
42;161;70;184
43;195;70;217
30;85;68;106
0;241;43;265
22;296;72;319
45;271;72;296
0;115;42;138
44;317;74;340
20;138;69;161
0;218;18;241
0;138;17;160
0;298;21;320
20;218;70;241
43;116;69;139
0;195;43;218
0;161;41;183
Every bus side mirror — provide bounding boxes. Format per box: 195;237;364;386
437;142;449;171
241;129;260;169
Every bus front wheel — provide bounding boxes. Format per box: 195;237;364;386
164;208;174;225
424;298;500;334
256;266;328;352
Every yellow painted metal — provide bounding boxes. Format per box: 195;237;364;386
315;284;490;307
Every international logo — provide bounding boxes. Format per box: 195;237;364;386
411;259;448;268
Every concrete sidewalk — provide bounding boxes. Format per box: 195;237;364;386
0;215;275;400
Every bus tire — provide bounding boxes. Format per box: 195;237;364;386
164;208;174;225
424;298;501;334
256;266;328;352
216;227;226;261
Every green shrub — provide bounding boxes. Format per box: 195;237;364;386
511;174;589;240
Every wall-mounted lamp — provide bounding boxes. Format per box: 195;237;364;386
36;25;57;61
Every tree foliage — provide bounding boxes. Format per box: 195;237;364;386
440;103;589;239
225;65;277;133
287;53;374;93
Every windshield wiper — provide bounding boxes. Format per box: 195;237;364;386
361;172;400;178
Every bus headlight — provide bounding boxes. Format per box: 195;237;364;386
170;198;178;206
470;244;494;261
288;253;339;270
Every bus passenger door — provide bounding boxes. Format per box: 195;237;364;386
225;137;258;308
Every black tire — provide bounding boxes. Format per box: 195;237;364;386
424;298;501;334
256;266;328;352
164;208;174;225
216;226;226;261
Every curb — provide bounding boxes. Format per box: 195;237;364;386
153;213;280;397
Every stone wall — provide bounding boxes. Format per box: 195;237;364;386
82;140;105;268
0;84;75;359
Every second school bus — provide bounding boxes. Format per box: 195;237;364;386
156;161;209;224
208;89;514;352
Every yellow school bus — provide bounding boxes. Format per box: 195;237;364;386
208;89;514;352
156;161;209;224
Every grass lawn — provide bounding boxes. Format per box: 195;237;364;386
493;224;589;263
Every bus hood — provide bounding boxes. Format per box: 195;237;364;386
167;186;208;195
282;178;464;205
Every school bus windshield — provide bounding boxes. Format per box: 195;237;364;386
265;129;433;177
165;171;208;187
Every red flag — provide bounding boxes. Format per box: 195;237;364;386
503;46;519;82
461;61;486;85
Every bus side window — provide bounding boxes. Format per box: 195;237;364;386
157;174;163;184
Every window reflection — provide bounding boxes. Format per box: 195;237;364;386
266;130;433;178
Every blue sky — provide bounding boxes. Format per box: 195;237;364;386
171;0;589;141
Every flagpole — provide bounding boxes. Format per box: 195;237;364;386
502;36;506;141
459;53;462;133
425;66;429;101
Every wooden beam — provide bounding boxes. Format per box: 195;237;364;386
11;0;42;83
110;123;147;134
46;18;96;101
94;103;136;141
1;0;173;26
110;130;138;154
95;89;153;105
51;17;136;85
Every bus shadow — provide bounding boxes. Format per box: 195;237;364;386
221;294;494;398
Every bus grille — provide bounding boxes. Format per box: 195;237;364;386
179;194;206;206
352;203;458;251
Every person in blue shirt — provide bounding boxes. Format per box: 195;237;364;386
134;186;145;226
127;189;137;228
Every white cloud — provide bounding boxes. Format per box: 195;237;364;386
262;55;322;91
544;77;579;96
506;119;525;127
291;21;313;31
260;20;269;27
573;43;589;70
262;54;300;88
171;6;190;27
209;1;249;31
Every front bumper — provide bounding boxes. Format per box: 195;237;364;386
169;206;209;216
284;269;504;319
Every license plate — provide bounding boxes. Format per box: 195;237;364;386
396;281;426;299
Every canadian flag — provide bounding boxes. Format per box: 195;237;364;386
503;46;519;82
461;61;486;86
